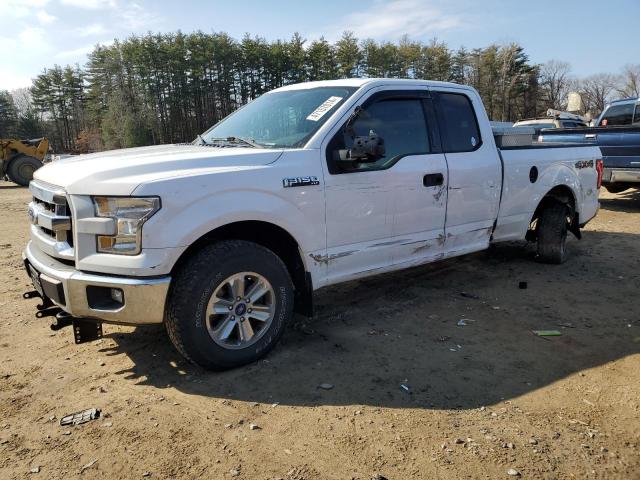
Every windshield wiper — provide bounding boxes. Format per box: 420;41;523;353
232;137;262;148
207;136;262;148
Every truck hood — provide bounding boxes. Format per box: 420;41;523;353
34;144;284;195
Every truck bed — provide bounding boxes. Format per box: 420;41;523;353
492;144;601;243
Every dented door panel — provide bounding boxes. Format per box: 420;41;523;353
390;153;448;266
322;170;395;285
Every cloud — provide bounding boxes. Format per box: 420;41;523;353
0;0;51;18
60;0;116;8
18;26;49;51
36;11;56;24
0;27;50;89
327;0;464;41
0;35;17;51
119;2;159;30
55;40;114;60
76;23;108;37
55;44;97;59
58;0;160;31
0;67;35;90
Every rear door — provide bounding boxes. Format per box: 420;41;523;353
389;94;449;266
432;88;502;255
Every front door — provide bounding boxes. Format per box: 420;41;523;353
322;89;447;285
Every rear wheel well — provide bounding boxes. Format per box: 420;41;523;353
172;221;313;317
527;185;580;241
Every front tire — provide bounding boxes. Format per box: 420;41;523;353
536;202;569;264
166;240;294;370
7;155;43;186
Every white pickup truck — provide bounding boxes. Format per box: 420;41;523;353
23;79;602;369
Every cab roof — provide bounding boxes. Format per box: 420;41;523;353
610;97;640;105
273;78;474;93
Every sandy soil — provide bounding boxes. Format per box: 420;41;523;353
0;180;639;480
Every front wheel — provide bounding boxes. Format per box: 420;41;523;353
165;240;294;370
536;202;569;264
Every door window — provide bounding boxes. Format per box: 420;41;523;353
328;97;430;173
634;105;640;125
437;93;482;152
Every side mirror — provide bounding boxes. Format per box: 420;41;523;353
338;131;385;163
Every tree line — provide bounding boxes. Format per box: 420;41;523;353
1;31;639;153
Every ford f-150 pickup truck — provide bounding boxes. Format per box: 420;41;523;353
23;79;602;369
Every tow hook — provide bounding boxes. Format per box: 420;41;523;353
23;289;53;311
36;307;62;319
23;290;40;300
50;311;73;331
25;289;104;343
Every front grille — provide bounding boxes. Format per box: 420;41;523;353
29;181;75;259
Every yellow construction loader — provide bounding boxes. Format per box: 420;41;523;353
0;138;49;186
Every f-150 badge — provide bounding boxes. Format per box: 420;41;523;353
282;176;320;188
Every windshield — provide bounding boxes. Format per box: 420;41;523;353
200;86;357;148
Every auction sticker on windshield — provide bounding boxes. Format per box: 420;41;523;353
306;96;343;121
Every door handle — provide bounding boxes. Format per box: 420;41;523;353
423;173;444;187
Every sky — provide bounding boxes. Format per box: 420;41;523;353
0;0;638;90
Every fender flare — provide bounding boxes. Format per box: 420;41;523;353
528;183;581;240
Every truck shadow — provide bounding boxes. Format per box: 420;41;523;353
599;188;640;212
100;230;640;410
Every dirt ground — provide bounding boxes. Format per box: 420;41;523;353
0;180;639;480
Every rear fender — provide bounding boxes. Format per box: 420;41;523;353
536;164;582;214
529;168;581;240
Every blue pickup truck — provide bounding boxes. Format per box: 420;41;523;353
539;98;640;193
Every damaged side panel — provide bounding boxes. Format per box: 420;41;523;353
440;222;493;259
391;230;447;269
309;250;358;266
318;234;402;286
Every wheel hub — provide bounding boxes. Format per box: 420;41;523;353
205;272;275;350
234;303;247;316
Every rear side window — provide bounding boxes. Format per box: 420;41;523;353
634;105;640;124
437;93;481;152
600;103;634;126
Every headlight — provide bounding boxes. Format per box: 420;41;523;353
93;196;160;255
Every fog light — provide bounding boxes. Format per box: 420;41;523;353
110;288;124;305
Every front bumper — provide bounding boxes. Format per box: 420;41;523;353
23;241;170;325
603;168;640;184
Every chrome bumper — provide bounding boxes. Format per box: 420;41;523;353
23;241;170;325
603;168;640;183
